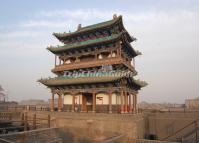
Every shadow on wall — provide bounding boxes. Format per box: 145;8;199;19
0;127;122;143
58;128;90;143
57;127;123;143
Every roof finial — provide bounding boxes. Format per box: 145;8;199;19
77;24;82;31
113;14;117;19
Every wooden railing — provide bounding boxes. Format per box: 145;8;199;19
52;57;133;72
1;105;50;112
0;112;51;134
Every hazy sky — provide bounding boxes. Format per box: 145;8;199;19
0;0;199;103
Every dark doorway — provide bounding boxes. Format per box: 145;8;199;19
82;93;93;112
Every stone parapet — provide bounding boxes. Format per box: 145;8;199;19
26;111;145;143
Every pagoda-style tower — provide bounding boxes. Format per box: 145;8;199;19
39;14;147;114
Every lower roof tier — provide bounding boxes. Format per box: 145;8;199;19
38;75;147;91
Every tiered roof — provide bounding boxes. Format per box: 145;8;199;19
53;15;134;42
38;76;147;89
38;15;147;91
47;32;140;57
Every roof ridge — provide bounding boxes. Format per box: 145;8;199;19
53;16;122;38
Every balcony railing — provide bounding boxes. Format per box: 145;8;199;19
52;57;133;72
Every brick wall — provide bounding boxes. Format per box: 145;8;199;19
26;111;145;143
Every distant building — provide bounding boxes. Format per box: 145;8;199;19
19;99;48;106
0;101;18;111
139;101;184;110
185;98;199;109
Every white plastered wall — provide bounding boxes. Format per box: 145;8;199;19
64;94;82;105
112;93;117;104
96;93;108;105
113;92;120;105
64;93;121;105
116;93;121;105
96;92;120;105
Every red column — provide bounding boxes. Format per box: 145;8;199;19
92;92;96;113
133;94;136;114
129;93;132;113
72;95;75;112
120;90;124;114
124;91;128;113
58;94;62;112
81;94;84;112
135;94;137;114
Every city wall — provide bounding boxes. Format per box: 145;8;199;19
146;112;199;141
26;111;145;143
2;110;199;142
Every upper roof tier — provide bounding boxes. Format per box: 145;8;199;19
53;15;134;43
47;32;141;57
48;33;121;52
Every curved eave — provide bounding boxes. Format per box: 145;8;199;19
133;79;148;88
38;76;121;87
118;17;134;43
47;33;124;54
126;77;147;90
122;36;140;58
135;50;142;56
53;16;122;40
